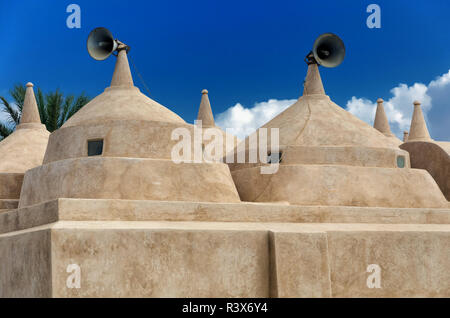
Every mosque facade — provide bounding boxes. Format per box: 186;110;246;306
0;48;449;297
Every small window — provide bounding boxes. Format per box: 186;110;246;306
88;139;103;156
267;152;282;164
397;155;405;168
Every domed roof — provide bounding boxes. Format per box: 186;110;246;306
229;64;448;208
259;64;400;149
62;50;185;128
0;83;49;173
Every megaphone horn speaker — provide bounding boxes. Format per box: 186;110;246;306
312;33;345;68
87;27;118;61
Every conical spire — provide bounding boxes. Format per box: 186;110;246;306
303;63;325;96
408;101;432;141
18;82;42;128
373;98;394;137
197;89;215;127
110;48;134;88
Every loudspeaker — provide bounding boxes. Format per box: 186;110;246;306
312;33;345;68
87;27;118;61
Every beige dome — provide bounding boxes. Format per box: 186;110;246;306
63;51;184;128
230;64;447;208
18;49;240;208
0;82;49;207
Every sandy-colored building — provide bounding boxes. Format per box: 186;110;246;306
400;101;450;200
0;50;449;297
0;83;49;212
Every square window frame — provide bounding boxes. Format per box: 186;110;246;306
87;138;104;157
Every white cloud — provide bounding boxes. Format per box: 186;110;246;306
216;98;296;140
346;71;450;140
215;70;450;141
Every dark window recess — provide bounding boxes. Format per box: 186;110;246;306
397;155;405;168
267;152;282;164
88;139;104;156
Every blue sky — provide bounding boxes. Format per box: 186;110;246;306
0;0;449;139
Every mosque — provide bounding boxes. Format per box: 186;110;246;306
0;43;449;297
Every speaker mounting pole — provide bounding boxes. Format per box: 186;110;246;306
304;51;318;65
112;40;130;56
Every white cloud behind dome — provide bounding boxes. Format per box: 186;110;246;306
346;70;450;140
216;70;450;141
216;98;296;140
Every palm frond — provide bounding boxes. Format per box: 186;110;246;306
59;95;74;127
36;87;47;124
65;93;90;121
9;84;26;112
45;90;63;132
0;96;20;125
0;122;13;140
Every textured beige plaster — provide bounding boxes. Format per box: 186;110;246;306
51;227;269;297
327;230;450;297
43;120;238;164
0;229;51;298
232;165;447;208
1;221;449;297
0;200;18;210
19;157;240;208
269;231;331;297
0;82;49;174
401;141;450;201
63;86;184;129
0;173;24;200
197;89;215;127
229;145;410;171
228;65;441;208
373;98;397;139
2;199;450;235
0;127;49;173
408;101;432;142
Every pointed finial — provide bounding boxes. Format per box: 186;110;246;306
18;82;42;127
408;100;432;141
303;63;325;96
110;49;134;88
197;89;215;127
403;131;409;142
373;97;394;137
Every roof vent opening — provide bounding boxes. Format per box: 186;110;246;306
397;155;405;168
88;139;104;156
267;152;282;164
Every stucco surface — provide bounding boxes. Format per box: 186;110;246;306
229;145;410;171
19;157;240;208
230;65;446;207
0;173;24;200
1;221;449;297
269;231;331;297
51;227;269;297
44;120;238;164
0;126;49;173
62;87;185;128
0;200;18;210
232;165;447;208
327;230;450;297
401;141;450;200
62;50;184;128
0;229;51;297
0;82;49;174
2;199;450;235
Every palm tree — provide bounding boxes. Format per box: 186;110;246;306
0;84;90;140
